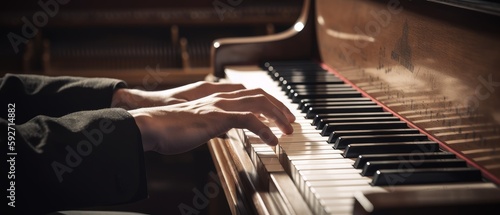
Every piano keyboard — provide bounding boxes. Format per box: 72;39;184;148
222;61;498;215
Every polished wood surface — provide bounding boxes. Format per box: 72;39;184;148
211;0;317;78
208;129;312;214
353;188;500;215
315;0;500;182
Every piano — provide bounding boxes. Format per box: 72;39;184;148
206;0;500;214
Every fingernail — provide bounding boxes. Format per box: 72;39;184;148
260;129;278;146
287;124;294;134
269;136;279;146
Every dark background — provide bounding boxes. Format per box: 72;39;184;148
1;0;302;214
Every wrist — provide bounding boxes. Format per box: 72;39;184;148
111;88;130;109
129;109;157;152
112;88;144;110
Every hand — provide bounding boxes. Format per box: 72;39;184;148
111;81;247;109
128;88;295;155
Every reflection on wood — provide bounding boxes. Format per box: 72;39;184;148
317;0;500;180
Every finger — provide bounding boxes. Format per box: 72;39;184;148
215;95;294;135
199;82;247;96
164;98;188;105
209;82;247;92
230;112;278;146
212;88;296;122
182;82;247;100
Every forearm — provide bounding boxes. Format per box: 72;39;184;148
5;109;147;214
111;88;186;110
0;73;127;123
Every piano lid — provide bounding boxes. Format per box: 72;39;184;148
316;0;500;182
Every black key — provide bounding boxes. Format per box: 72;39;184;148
281;81;345;91
289;85;353;92
299;97;371;103
272;68;326;76
280;77;343;87
311;112;393;127
306;105;382;119
271;68;328;77
371;167;483;186
279;74;337;85
329;129;420;144
321;121;408;136
318;116;400;130
266;61;337;79
280;75;340;82
334;133;429;148
274;73;327;81
362;158;467;176
354;152;457;169
342;141;440;158
294;91;362;103
299;97;372;109
263;60;321;69
286;84;351;96
292;88;357;101
302;101;376;113
287;83;351;90
268;64;324;72
265;64;323;74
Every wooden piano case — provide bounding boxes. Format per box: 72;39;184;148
208;0;500;214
